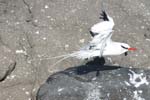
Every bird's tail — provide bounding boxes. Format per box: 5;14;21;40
43;50;99;67
99;10;109;21
45;50;97;61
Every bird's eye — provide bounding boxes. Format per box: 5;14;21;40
121;45;128;49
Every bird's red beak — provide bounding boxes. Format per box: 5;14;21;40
128;48;137;51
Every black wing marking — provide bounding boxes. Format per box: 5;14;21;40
90;31;98;37
99;10;109;21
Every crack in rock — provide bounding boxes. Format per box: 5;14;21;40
22;0;38;27
0;61;16;82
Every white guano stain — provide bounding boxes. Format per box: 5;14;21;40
124;81;131;86
15;50;27;55
35;31;40;34
84;83;101;100
57;88;64;92
128;70;149;88
44;5;49;9
43;37;47;40
133;90;145;100
79;39;85;43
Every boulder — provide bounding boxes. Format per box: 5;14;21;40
37;58;150;100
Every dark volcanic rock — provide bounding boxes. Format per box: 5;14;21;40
37;58;150;100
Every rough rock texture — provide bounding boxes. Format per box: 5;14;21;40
0;44;16;81
0;0;150;100
37;58;150;100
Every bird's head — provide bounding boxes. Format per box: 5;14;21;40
120;43;137;56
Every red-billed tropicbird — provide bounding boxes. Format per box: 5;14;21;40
47;11;137;66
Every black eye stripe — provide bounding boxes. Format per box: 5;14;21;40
121;45;128;49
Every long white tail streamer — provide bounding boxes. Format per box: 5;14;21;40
50;55;72;68
29;49;100;67
29;51;79;67
43;51;81;67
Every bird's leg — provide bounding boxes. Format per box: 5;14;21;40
96;71;100;76
124;52;128;56
93;57;105;77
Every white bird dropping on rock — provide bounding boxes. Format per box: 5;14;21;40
44;5;49;9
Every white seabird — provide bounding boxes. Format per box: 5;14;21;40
46;11;137;66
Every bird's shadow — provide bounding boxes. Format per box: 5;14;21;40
47;57;122;83
63;57;121;76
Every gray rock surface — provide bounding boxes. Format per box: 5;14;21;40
0;44;16;81
0;0;150;100
37;58;150;100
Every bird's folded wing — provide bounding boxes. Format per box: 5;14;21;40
80;30;112;57
90;30;112;45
